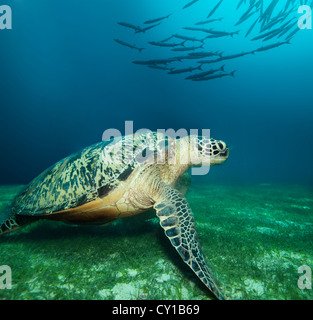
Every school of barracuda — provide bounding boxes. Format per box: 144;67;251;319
114;0;312;81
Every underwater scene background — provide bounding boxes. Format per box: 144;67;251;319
0;0;312;300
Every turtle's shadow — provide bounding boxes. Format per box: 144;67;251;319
0;221;153;244
0;208;158;242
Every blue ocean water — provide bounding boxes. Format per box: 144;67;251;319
0;0;312;186
0;1;313;301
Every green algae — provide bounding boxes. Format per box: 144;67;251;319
0;183;312;300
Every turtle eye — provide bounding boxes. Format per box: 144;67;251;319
218;142;224;150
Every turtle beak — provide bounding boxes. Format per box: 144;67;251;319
219;148;229;158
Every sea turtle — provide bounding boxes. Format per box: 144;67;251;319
0;131;229;299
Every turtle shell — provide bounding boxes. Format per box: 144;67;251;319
11;138;137;217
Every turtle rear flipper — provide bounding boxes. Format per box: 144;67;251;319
153;185;225;300
0;209;36;235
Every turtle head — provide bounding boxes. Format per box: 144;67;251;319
188;135;229;167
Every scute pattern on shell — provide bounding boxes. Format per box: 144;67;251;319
12;141;111;216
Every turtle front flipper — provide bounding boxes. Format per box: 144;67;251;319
153;185;225;300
